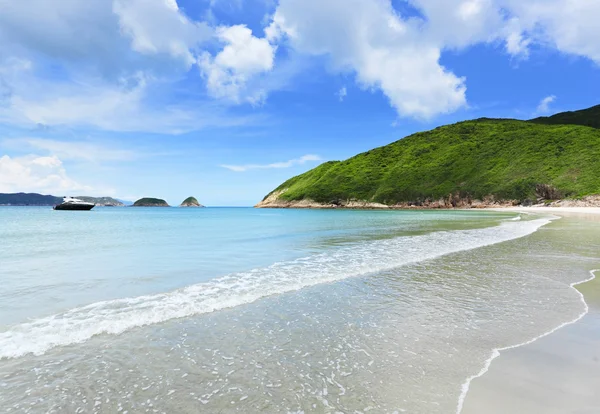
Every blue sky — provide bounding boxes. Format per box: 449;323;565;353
0;0;598;206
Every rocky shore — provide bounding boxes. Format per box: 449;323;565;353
255;190;600;210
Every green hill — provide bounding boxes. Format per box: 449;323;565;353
530;104;600;130
132;198;170;207
258;108;600;208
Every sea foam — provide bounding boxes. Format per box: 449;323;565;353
0;217;551;359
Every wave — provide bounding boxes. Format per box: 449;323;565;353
0;218;552;360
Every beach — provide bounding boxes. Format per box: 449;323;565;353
1;207;599;413
462;208;600;414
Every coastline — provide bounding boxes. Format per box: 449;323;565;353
255;193;600;210
460;211;600;413
459;269;599;414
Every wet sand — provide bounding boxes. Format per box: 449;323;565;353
462;210;600;414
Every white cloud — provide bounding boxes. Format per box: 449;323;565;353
113;0;212;68
535;95;557;115
199;25;277;104
410;0;505;48
221;154;321;172
267;0;467;119
407;0;600;64
0;0;212;76
0;70;261;134
337;86;347;102
504;0;600;64
0;0;598;129
2;138;138;163
0;0;255;133
0;154;92;194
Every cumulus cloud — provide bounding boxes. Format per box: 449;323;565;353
408;0;600;63
0;155;92;194
337;87;347;102
535;95;557;115
113;0;212;68
266;0;467;119
0;0;211;76
221;154;321;172
199;25;277;104
262;0;600;119
0;0;599;129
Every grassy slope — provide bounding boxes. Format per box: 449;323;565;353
530;104;600;130
266;119;600;205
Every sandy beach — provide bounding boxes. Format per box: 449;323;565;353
462;208;600;414
491;206;600;216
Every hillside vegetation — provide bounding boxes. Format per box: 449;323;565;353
531;104;600;130
132;198;170;207
259;110;600;207
180;196;204;207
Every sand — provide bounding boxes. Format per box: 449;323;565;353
491;206;600;215
461;209;600;414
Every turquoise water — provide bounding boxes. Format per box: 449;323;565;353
1;207;598;413
0;207;514;327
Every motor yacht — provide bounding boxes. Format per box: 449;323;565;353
53;197;95;211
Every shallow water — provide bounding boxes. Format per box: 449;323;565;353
1;207;598;413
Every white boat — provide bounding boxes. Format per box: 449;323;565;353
53;197;95;211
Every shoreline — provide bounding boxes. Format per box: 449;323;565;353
256;203;600;215
459;210;600;413
255;194;600;211
488;206;600;215
457;268;599;414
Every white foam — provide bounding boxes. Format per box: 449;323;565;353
0;218;552;360
456;268;599;414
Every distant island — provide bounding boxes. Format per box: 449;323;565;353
257;104;600;209
75;196;124;207
132;198;170;207
0;193;128;206
180;196;204;207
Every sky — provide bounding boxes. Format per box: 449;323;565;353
0;0;599;206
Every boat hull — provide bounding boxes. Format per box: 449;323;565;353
53;204;95;211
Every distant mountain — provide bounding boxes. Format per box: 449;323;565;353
0;193;62;206
132;197;170;207
0;193;129;206
76;196;124;207
258;104;600;208
530;104;600;130
116;198;134;206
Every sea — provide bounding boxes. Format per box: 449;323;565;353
0;207;599;413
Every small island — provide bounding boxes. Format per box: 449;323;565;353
132;197;170;207
180;196;204;207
